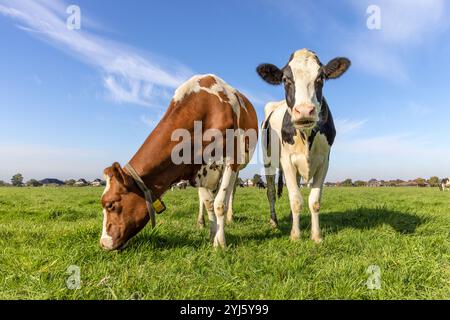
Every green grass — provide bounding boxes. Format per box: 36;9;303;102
0;186;449;300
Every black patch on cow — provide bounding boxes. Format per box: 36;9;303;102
308;98;336;149
314;71;325;102
281;111;296;145
323;57;351;79
256;64;283;85
281;66;295;109
202;167;207;176
262;112;274;152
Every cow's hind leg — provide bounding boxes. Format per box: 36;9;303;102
308;159;329;243
213;164;237;248
266;174;278;228
198;187;217;241
197;188;206;228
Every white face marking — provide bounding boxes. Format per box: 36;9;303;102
100;176;113;249
288;50;322;115
100;209;114;249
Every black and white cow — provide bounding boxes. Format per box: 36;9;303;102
257;49;351;243
441;178;450;191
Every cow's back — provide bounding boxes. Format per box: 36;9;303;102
168;74;258;186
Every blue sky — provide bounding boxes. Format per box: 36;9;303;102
1;0;449;182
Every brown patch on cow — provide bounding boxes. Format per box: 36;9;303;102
218;90;230;103
198;76;217;89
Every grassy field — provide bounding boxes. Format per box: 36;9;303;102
0;186;448;300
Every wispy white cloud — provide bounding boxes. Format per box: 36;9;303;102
407;101;433;116
353;0;447;45
0;0;193;107
335;118;368;135
265;0;448;83
344;0;448;83
240;89;277;106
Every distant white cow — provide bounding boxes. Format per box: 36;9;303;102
441;178;450;191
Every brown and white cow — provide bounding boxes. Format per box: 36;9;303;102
257;49;350;243
100;74;258;250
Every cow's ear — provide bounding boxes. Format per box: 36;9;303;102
256;63;283;85
104;162;133;189
323;58;351;80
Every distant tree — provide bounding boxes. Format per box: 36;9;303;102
26;179;42;187
354;180;367;187
387;180;397;187
341;178;353;187
65;179;76;186
414;178;426;186
11;173;24;187
0;180;5;187
428;176;440;187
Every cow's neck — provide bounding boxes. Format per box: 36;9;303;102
127;104;197;199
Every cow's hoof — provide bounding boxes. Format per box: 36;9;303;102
226;217;233;225
290;231;300;241
197;221;205;229
269;219;278;229
311;235;323;244
213;237;226;249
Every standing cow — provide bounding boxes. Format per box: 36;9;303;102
441;178;450;191
100;74;258;250
257;49;351;243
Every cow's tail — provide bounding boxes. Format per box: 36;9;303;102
277;167;284;198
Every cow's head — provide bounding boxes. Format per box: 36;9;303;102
257;49;350;130
100;162;150;251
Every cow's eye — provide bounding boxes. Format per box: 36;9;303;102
105;201;115;212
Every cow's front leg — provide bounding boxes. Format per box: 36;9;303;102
197;188;206;228
282;159;302;241
213;165;237;248
308;159;329;243
308;187;323;243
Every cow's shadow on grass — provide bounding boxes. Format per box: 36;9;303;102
278;207;426;235
124;207;426;250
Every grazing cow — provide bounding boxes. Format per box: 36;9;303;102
100;74;258;250
257;49;351;243
441;178;450;191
